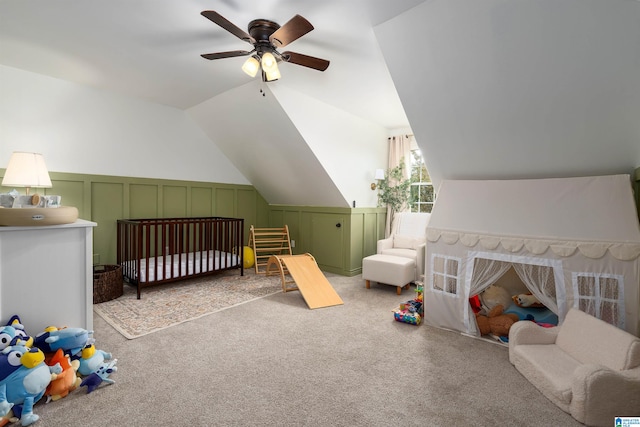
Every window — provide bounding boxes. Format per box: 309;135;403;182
409;147;435;213
573;273;625;329
431;255;460;295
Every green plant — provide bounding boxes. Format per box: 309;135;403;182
377;161;411;213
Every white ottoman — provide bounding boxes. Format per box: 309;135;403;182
362;254;415;295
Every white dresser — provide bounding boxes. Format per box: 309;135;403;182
0;219;97;334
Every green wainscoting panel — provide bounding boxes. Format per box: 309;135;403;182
47;178;86;219
362;213;377;256
299;211;313;255
237;188;257;243
91;182;125;266
130;184;159;219
634;167;640;220
191;187;213;217
268;205;386;276
163;185;188;218
0;171;270;266
2;168;384;275
284;211;301;253
215;188;235;217
270;209;285;229
311;213;345;269
350;214;365;269
255;195;270;232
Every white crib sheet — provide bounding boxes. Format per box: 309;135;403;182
126;250;240;283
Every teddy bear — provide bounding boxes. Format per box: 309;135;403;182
480;285;512;311
475;304;520;337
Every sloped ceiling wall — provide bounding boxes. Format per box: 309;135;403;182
375;0;640;189
269;84;388;209
0;65;250;185
188;80;388;207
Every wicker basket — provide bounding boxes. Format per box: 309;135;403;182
93;265;123;304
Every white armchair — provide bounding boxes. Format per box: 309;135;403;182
377;212;430;281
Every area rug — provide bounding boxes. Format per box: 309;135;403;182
94;270;282;339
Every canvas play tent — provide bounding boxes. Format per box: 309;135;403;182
422;174;640;337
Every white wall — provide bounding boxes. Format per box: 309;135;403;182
270;85;388;208
375;0;640;188
0;65;249;185
188;81;388;208
1;65;389;208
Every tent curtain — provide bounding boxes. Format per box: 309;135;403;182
466;258;513;334
469;258;513;297
512;263;559;314
385;135;412;237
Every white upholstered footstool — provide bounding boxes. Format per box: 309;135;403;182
362;254;415;295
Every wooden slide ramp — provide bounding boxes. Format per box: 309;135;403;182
266;253;343;309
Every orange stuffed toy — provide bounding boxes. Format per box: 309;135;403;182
475;304;520;337
45;348;82;402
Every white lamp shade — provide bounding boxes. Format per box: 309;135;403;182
242;56;260;77
374;169;385;180
2;152;52;189
261;52;278;72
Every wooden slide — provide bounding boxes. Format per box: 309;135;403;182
266;253;344;309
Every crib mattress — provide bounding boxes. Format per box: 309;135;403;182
125;250;240;283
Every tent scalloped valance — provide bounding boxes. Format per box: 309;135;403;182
425;229;640;261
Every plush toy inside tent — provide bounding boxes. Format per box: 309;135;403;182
469;266;559;342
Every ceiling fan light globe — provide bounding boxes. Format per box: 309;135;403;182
261;52;277;72
265;67;281;82
242;56;260;77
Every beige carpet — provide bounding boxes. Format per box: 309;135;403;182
36;273;581;426
93;269;283;339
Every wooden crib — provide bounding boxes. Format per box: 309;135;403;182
117;217;244;299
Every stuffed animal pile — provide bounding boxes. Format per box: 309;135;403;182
0;315;117;426
476;284;553;341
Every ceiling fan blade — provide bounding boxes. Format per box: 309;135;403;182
269;15;314;48
201;50;252;60
282;51;330;71
201;10;255;44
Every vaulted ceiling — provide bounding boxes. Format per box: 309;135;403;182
0;0;416;128
2;0;639;207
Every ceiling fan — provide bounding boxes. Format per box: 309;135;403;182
200;11;330;82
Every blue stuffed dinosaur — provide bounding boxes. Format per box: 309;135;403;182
0;344;62;426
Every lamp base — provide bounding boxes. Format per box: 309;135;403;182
0;206;79;226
